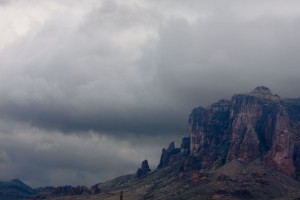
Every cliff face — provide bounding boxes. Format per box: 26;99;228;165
160;87;300;180
189;99;231;169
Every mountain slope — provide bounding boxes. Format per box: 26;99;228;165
42;160;300;199
0;179;35;200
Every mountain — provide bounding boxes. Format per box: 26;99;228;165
7;86;300;199
168;86;300;179
0;179;36;200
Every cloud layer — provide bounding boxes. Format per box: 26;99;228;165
1;0;300;187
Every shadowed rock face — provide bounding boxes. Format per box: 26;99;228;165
180;137;190;155
160;87;300;180
189;99;231;169
157;142;181;169
136;160;151;177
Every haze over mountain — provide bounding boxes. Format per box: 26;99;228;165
1;0;300;187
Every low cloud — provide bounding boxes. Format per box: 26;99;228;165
0;122;175;187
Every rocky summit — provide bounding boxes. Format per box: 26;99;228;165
157;86;300;179
8;87;300;199
187;86;300;179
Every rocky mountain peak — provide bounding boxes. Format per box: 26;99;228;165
167;141;175;151
251;86;272;95
158;86;300;180
249;86;280;100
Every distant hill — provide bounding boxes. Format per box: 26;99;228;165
0;179;35;200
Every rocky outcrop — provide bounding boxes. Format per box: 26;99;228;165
136;160;151;177
158;86;300;180
157;142;181;168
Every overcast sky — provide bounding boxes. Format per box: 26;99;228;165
1;0;300;187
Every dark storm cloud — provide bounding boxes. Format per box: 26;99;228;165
148;13;300;103
0;0;189;136
0;101;187;135
0;124;168;187
1;0;300;186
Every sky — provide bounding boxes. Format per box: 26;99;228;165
1;0;300;187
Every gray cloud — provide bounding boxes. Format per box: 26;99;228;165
0;0;300;186
0;0;9;5
0;123;175;187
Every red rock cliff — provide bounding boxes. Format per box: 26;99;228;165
188;86;300;178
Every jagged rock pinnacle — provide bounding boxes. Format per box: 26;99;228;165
167;141;175;151
136;160;151;177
